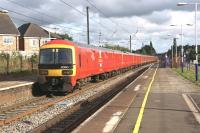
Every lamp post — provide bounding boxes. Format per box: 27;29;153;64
167;34;174;68
181;24;184;72
129;30;139;53
177;2;199;80
170;24;193;72
169;25;178;68
170;24;177;68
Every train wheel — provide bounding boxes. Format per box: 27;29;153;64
74;81;81;90
63;83;73;93
99;74;106;80
32;82;45;96
91;75;99;82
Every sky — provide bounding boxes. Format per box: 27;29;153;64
1;0;200;53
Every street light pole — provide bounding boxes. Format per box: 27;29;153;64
98;32;101;45
86;6;90;45
170;25;178;68
170;24;192;70
130;35;132;52
195;3;198;81
172;44;174;68
175;38;178;68
177;2;199;80
168;34;174;68
181;24;184;72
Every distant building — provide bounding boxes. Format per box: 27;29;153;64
0;10;20;52
18;23;51;53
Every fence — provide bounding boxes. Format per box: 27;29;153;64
0;52;38;74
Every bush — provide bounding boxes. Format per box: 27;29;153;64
0;52;39;74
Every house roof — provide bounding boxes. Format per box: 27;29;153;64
18;23;49;37
0;10;19;35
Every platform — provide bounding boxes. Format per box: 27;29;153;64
72;67;200;133
0;75;35;91
0;75;36;107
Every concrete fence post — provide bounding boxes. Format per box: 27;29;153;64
6;54;9;74
20;55;23;72
31;55;34;73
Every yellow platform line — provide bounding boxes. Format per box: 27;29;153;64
133;66;158;133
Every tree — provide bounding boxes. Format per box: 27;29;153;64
57;33;73;41
150;41;153;47
103;44;130;52
149;41;156;55
135;41;156;55
167;43;197;63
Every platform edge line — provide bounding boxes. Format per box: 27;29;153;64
182;94;200;124
133;65;158;133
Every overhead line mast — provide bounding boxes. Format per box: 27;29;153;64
86;6;90;45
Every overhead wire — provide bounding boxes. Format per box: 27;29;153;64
85;0;131;34
1;0;88;33
1;0;132;44
60;0;114;32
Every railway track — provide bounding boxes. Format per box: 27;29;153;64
30;64;152;133
0;65;150;127
0;95;60;125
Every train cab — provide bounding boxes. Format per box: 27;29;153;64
37;40;77;93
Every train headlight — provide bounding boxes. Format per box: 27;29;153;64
39;70;48;75
62;70;73;75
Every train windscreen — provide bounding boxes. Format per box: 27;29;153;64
39;48;72;65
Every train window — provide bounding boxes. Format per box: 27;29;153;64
39;48;72;65
39;49;54;64
55;48;73;65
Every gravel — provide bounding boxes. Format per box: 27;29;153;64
0;70;135;133
0;97;32;109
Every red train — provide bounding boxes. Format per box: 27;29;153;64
37;40;157;93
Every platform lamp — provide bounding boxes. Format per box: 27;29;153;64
170;24;193;72
170;25;179;68
177;2;199;80
167;34;174;68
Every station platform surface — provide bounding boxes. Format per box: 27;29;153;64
0;75;35;91
73;66;200;133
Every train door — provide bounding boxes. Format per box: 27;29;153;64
98;50;103;72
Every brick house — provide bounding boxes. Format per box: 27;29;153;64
0;10;20;52
18;23;52;53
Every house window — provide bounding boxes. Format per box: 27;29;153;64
29;39;38;47
3;36;13;45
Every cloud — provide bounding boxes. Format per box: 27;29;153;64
87;0;195;17
0;0;199;53
144;10;171;24
2;0;194;26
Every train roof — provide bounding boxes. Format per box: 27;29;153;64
75;42;154;57
44;39;75;46
75;42;124;53
43;39;155;57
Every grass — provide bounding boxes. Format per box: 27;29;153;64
172;67;200;85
